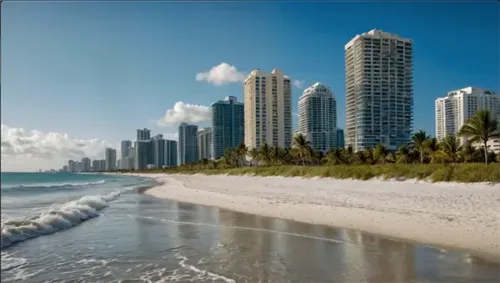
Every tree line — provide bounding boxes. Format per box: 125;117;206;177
184;110;499;169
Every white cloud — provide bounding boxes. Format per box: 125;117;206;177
1;124;111;171
196;62;246;86
293;80;304;89
157;101;211;126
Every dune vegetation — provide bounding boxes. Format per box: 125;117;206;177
120;110;500;183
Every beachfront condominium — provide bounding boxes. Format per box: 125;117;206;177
178;123;198;165
298;82;337;152
151;134;178;167
120;140;132;169
435;87;500;150
197;127;212;160
104;148;117;171
81;157;91;172
211;96;244;159
68;160;77;172
137;128;151;141
134;140;153;170
337;128;345;148
345;29;413;151
244;69;292;150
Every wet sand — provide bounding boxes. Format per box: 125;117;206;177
124;173;500;262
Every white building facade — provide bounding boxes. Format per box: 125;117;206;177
298;82;337;152
435;87;500;152
345;29;414;151
244;69;292;150
197;127;212;160
104;148;117;171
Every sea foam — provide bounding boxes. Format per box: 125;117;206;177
1;180;106;191
0;191;120;249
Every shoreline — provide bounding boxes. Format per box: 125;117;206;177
124;172;500;262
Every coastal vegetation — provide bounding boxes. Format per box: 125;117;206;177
124;110;500;183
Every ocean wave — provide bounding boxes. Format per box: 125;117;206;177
1;180;106;192
0;191;120;249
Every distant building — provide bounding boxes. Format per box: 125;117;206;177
99;159;106;171
120;140;132;169
197;127;212;160
152;135;178;167
76;161;82;172
62;165;68;172
137;128;151;141
92;159;100;172
105;148;117;171
211;96;244;159
68;160;77;172
298;82;337;152
337;128;345;148
178;123;198;165
81;157;91;172
134;140;153;170
244;69;292;150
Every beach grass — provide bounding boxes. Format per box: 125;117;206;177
134;163;500;183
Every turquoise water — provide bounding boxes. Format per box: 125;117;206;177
1;172;499;282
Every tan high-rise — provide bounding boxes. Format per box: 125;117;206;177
244;69;292;150
345;29;413;152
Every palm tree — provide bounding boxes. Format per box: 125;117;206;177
323;148;345;165
439;135;462;164
423;137;440;163
290;134;313;165
343;145;355;165
373;144;389;164
396;145;411;164
270;146;287;165
362;148;375;165
235;143;248;167
412;130;430;163
458;110;500;164
258;143;272;165
248;148;259;166
459;144;476;163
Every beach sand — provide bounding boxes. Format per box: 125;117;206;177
127;173;500;261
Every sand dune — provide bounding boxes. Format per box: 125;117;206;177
128;173;500;261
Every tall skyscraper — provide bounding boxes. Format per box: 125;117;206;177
244;69;292;150
99;159;106;171
68;160;77;172
136;128;151;141
134;140;153;170
345;29;413;151
120;140;132;169
105;148;117;171
435;87;500;142
92;159;100;172
197;127;212;160
298;82;337;152
211;96;244;159
178;123;198;165
151;134;178;168
81;157;91;172
337;128;345;148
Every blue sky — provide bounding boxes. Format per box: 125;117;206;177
1;1;499;171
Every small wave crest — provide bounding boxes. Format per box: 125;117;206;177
1;180;106;192
0;191;120;249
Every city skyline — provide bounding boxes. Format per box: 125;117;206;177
2;1;499;171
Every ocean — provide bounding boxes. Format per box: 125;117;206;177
1;172;499;283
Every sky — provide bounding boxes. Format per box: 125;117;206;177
1;1;499;172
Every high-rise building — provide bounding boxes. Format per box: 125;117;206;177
244;69;292;150
81;157;91;172
105;148;117;171
151;134;178;167
211;96;245;159
345;29;413;151
134;140;153;170
178;123;198;165
435;87;500;142
136;128;151;141
92;159;100;172
68;160;77;172
99;159;106;171
197;127;212;160
298;82;337;152
337;128;345;148
120;140;132;169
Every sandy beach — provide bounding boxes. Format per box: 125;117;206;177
128;173;500;261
